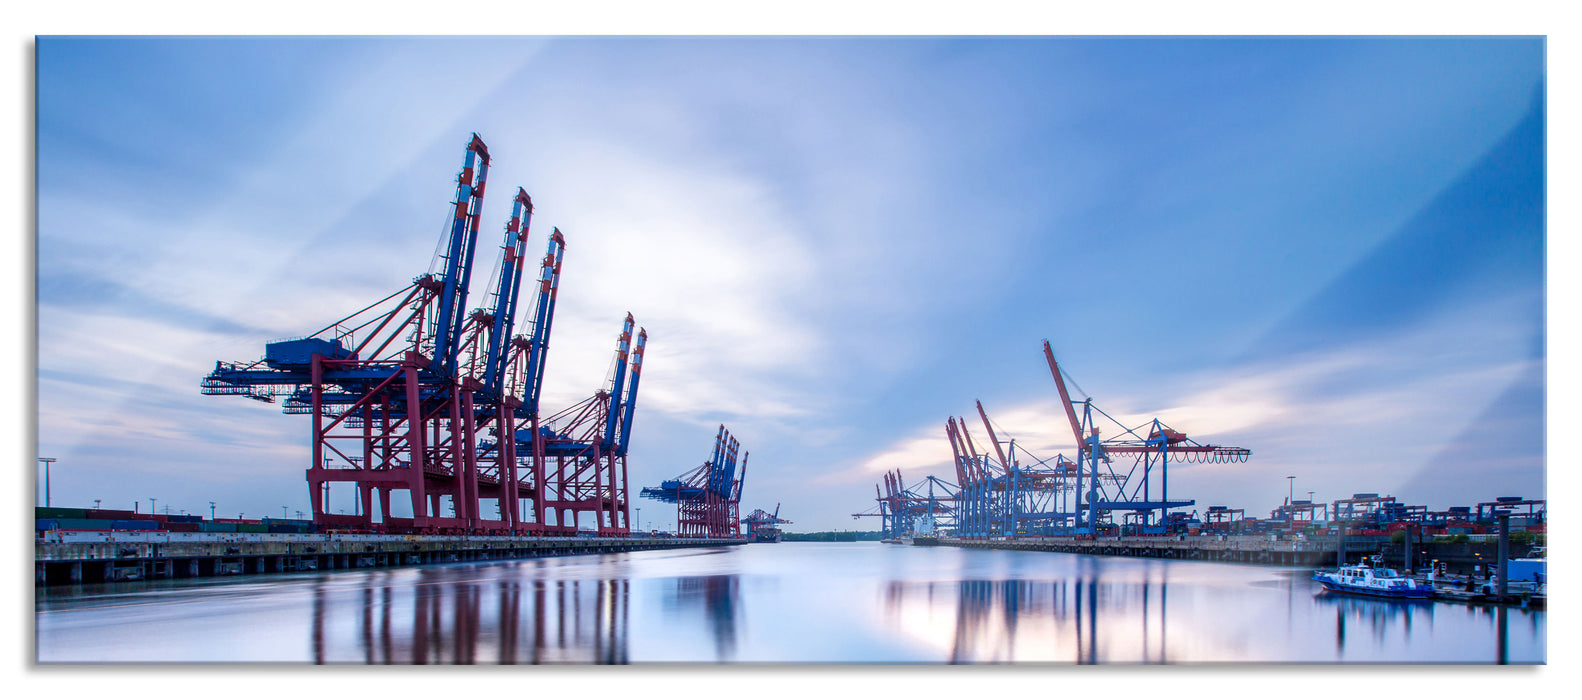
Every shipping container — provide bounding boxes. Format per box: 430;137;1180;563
236;524;268;533
262;518;314;527
55;518;108;530
35;507;90;519
87;509;137;520
199;522;238;533
130;513;171;523
164;522;201;533
167;514;203;524
111;520;159;531
35;518;57;531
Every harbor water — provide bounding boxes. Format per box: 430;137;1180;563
34;542;1544;664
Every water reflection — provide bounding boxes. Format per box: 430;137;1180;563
1313;591;1433;654
666;575;741;661
36;544;1544;664
886;570;1173;663
308;567;629;664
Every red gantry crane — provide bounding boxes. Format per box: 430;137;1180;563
639;426;748;538
202;134;647;536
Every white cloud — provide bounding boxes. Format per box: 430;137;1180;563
823;294;1540;512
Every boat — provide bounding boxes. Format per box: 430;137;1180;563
1507;546;1546;585
751;528;782;543
1312;560;1434;599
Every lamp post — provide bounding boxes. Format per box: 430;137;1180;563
636;508;641;533
38;457;58;507
1286;476;1295;521
210;501;216;521
150;498;157;515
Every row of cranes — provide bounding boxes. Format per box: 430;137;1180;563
851;470;956;539
202;134;645;536
859;340;1252;539
741;504;792;542
639;425;749;538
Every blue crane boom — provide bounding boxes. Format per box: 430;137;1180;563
430;133;491;378
600;313;635;450
615;328;646;456
481;188;533;399
521;229;565;417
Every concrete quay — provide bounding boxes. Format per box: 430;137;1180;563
918;534;1385;567
35;533;745;586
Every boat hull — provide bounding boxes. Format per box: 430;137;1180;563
1313;577;1434;599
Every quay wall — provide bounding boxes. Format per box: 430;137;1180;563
921;534;1388;567
35;533;744;586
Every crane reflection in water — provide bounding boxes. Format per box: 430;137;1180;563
883;558;1174;664
308;565;629;664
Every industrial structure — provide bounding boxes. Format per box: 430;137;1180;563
200;134;644;536
946;401;1075;538
1040;341;1252;535
860;340;1254;539
893;341;1253;539
741;505;791;543
639;426;749;538
852;469;956;539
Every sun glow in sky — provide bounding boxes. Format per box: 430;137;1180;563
34;36;1545;530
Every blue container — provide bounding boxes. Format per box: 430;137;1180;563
35;518;57;531
199;522;238;533
265;337;350;368
111;520;159;531
55;518;105;530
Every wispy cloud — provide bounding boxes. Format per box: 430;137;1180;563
828;293;1540;512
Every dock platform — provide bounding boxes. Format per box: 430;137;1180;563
35;532;744;586
918;534;1381;567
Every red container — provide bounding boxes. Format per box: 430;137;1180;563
163;522;200;533
87;509;137;520
130;513;170;523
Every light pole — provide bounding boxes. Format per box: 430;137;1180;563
93;499;101;510
210;501;216;521
38;457;58;507
636;508;641;533
1285;475;1295;530
282;506;288;519
150;498;157;515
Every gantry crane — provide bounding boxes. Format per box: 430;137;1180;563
1043;340;1251;535
742;504;791;542
852;469;957;538
946;401;1078;538
201;134;646;536
640;425;748;538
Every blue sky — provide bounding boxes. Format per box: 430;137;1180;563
34;36;1546;530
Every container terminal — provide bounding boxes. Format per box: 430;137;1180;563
35;134;786;585
853;341;1546;608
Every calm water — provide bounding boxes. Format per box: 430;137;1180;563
34;542;1544;664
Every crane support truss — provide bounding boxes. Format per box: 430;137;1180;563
1042;340;1251;535
742;504;791;540
638;426;748;538
201;135;645;536
853;470;958;538
946;404;1078;539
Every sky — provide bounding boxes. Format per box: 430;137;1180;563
33;36;1548;532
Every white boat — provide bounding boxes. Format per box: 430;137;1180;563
1312;560;1434;599
1507;546;1546;585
